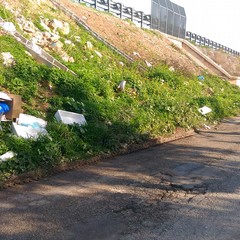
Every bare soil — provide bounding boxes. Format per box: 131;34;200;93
60;0;240;77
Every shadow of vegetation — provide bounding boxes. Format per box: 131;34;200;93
0;123;240;239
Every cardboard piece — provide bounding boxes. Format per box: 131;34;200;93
55;110;87;126
4;94;22;120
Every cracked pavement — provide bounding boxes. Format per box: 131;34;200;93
0;117;240;239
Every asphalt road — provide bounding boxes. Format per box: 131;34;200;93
0;117;240;240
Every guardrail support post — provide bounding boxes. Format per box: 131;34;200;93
107;0;110;12
119;3;122;18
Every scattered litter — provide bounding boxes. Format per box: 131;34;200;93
169;66;175;72
117;80;126;92
198;75;205;81
0;22;16;33
1;52;15;67
94;50;102;58
18;113;47;128
198;106;212;115
74;36;81;42
0;102;10;114
0;151;16;163
55;110;87;126
145;60;152;67
0;92;12;101
133;52;141;57
203;124;211;130
12;122;48;139
119;61;124;66
11;113;48;139
86;41;93;49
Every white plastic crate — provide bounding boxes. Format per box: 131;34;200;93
54;110;87;126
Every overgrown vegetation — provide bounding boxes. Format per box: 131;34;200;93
0;0;240;183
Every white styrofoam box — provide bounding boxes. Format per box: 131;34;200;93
198;106;212;115
0;151;15;162
54;110;87;126
17;113;47;128
12;122;48;139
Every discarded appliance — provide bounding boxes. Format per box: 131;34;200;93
198;106;212;115
54;110;87;126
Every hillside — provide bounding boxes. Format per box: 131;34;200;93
0;0;240;184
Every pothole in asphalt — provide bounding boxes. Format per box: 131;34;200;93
170;162;225;191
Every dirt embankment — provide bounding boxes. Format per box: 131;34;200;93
60;0;240;77
59;0;203;75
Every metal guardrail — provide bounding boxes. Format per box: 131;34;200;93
186;31;240;56
76;0;151;28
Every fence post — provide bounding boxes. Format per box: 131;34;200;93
119;3;122;18
130;8;133;22
107;0;110;12
140;11;143;28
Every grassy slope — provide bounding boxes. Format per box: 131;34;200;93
0;0;240;182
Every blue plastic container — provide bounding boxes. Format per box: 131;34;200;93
0;102;10;114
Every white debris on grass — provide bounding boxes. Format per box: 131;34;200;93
11;113;48;139
198;106;212;115
55;110;87;126
0;151;16;163
145;60;152;67
86;41;93;49
133;52;141;57
94;50;102;58
203;124;211;130
118;80;126;92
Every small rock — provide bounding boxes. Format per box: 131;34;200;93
48;19;63;31
61;22;70;35
1;52;15;67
